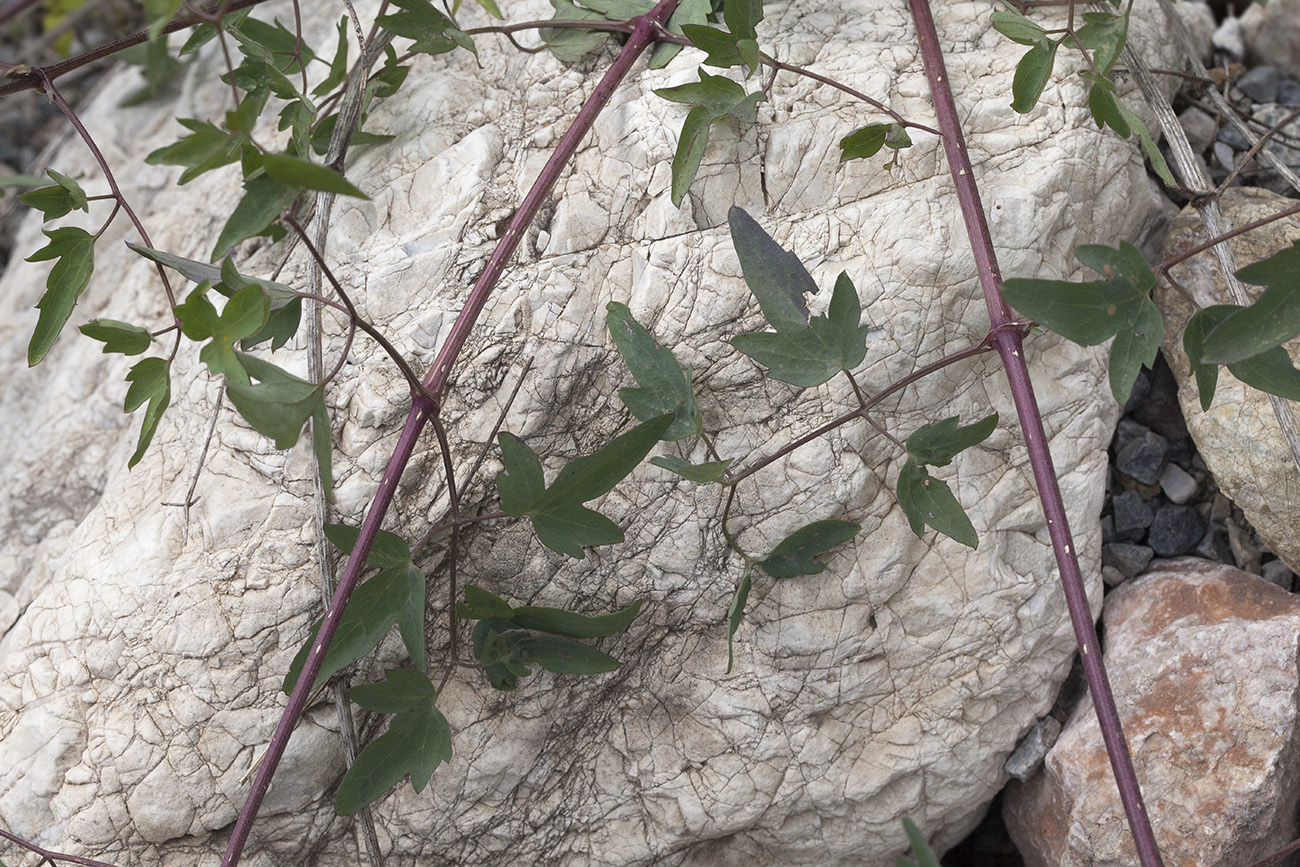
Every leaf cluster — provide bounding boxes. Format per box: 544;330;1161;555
896;414;997;549
457;585;642;690
656;70;767;205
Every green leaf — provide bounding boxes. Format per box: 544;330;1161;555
1085;75;1130;138
990;7;1049;46
728;233;867;387
649;0;709;68
1186;303;1300;408
541;0;608;62
1200;242;1300;364
606;302;700;440
350;668;438;714
896;460;978;548
20;169;89;221
323;523;418;571
318;526;427;673
227;352;332;490
759;520;860;579
650;454;732;482
457;585;514;620
26;226;94;366
145;117;245;184
378;0;476;59
313;17;351;97
728;205;816;333
262;153;368;199
905;413;998;468
124;357;171;468
79;319;152;356
1000;242;1162;402
283;553;424;694
839;125;887;161
520;635;622;674
723;0;762;40
898;817;943;867
510;598;642;638
119;33;184;106
129;242;299;308
725;568;752;674
496;433;548;517
334;700;452;814
671;105;712;207
1107;297;1162;404
195;285;271;385
496;416;674;558
681;24;746;69
1075;10;1128;76
1010;40;1058;114
242;297;302;351
655;69;766;123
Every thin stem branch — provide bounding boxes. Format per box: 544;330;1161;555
908;0;1163;864
1154;201;1300;277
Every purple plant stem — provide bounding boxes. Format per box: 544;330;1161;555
219;3;680;864
905;1;1165;865
0;827;118;867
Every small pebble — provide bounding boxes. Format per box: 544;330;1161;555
1148;505;1204;557
1261;559;1296;591
1211;493;1232;522
1116;429;1169;486
1214;140;1238;171
1102;565;1127;588
1111;489;1154;539
1158;463;1198;505
1113;419;1150;456
1177;107;1218;155
1196;524;1233;563
1104;543;1155;578
1237;66;1283;103
1005;716;1063;782
1101;514;1116;544
1227;518;1262;574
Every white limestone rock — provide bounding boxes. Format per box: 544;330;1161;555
0;0;1185;864
1154;187;1300;573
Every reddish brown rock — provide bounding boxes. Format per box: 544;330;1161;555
1004;558;1300;867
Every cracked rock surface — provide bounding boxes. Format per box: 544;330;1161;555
0;0;1187;864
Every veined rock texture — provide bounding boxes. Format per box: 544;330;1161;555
0;0;1199;864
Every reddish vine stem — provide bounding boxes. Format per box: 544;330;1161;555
0;0;273;98
219;1;682;863
907;0;1164;864
34;68;179;318
0;827;118;867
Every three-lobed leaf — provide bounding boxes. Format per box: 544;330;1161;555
80;319;152;356
905;413;998;467
1185;304;1300;409
378;0;477;59
896;461;978;549
26;226;95;366
606;302;700;440
124;357;172;468
335;669;451;815
1000;242;1161;402
730;208;868;387
226;352;333;491
20;169;89;221
496;415;672;558
1199;241;1300;364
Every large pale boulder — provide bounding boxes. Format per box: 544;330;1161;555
1005;558;1300;867
1155;186;1300;573
0;1;1186;864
